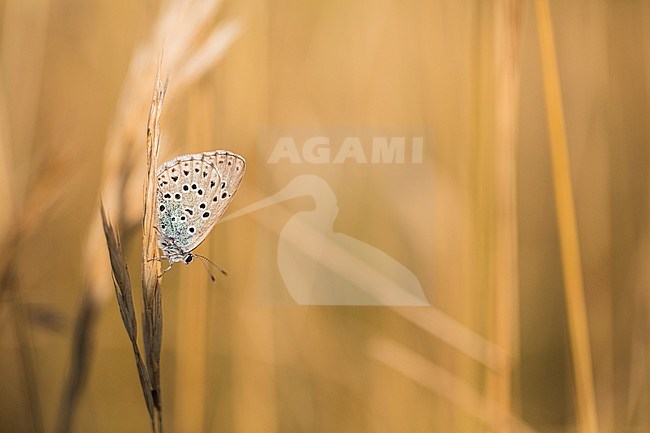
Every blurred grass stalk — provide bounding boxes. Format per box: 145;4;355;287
0;0;57;280
472;1;522;430
370;337;539;433
174;264;209;433
172;86;211;433
535;1;599;432
0;91;45;433
1;3;71;432
0;0;50;191
489;0;521;428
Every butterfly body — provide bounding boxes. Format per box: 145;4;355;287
156;150;245;265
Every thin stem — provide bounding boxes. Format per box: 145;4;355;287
535;1;600;432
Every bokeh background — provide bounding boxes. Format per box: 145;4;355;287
0;0;648;432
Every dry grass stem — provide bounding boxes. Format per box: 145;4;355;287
0;76;71;433
172;88;210;433
1;158;69;433
93;64;167;433
3;267;45;433
0;81;16;233
370;337;540;433
141;67;167;433
392;308;508;372
535;1;599;432
0;147;71;294
0;0;51;180
489;0;522;424
96;69;168;433
99;204;155;418
0;117;73;433
54;295;98;433
59;1;242;430
175;19;243;86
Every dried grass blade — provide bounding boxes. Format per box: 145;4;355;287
100;203;155;418
141;63;167;432
101;203;136;336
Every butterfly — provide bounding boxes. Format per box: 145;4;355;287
155;150;245;269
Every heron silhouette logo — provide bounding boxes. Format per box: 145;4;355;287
222;175;430;306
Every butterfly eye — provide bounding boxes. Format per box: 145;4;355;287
184;255;193;264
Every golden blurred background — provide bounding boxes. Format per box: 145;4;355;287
0;0;648;432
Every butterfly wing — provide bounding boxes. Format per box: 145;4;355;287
155;151;245;257
206;150;246;222
156;153;222;257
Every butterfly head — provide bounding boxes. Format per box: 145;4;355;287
159;234;192;265
162;251;194;266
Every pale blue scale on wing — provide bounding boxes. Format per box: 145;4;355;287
156;151;246;264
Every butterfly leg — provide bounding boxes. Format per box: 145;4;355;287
158;263;173;279
147;254;172;278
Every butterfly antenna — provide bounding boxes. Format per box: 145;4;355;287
194;254;228;277
198;258;216;282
